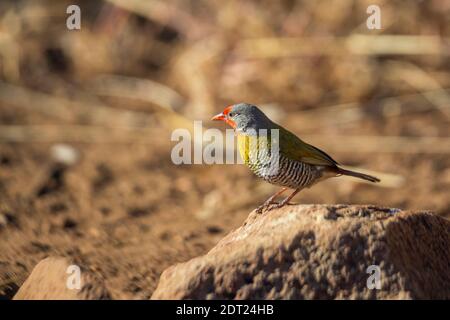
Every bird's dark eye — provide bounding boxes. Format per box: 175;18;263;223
229;112;234;117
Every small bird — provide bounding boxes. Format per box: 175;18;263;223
212;103;380;213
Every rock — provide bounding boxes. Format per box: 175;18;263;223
13;257;111;300
151;204;450;299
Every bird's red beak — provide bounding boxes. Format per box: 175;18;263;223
212;106;236;128
211;112;226;121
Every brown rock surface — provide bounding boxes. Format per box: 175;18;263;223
151;205;450;299
13;257;111;300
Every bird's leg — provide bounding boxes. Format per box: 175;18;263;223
264;187;288;204
272;188;303;210
256;187;287;214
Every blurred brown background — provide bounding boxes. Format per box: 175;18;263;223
0;0;449;299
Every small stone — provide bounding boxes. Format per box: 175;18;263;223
51;144;79;166
13;257;111;300
0;214;7;227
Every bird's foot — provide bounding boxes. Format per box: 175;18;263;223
256;188;290;214
255;204;269;214
256;200;291;214
265;199;296;212
256;200;277;214
270;201;288;210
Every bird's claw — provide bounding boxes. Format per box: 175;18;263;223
256;200;294;214
256;201;286;214
255;204;267;214
256;202;273;214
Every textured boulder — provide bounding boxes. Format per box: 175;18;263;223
151;205;450;299
13;257;111;300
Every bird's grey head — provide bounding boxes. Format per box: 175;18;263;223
212;103;274;134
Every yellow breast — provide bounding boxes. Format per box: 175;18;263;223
237;135;251;164
237;134;272;165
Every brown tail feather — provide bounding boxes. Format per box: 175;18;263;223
337;168;380;183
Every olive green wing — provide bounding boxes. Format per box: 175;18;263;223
277;126;339;167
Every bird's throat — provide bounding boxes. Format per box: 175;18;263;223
225;118;236;128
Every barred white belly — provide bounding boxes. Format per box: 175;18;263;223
247;153;322;189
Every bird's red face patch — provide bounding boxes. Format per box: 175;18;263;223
212;106;236;128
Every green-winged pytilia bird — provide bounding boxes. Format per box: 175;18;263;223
212;103;380;213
